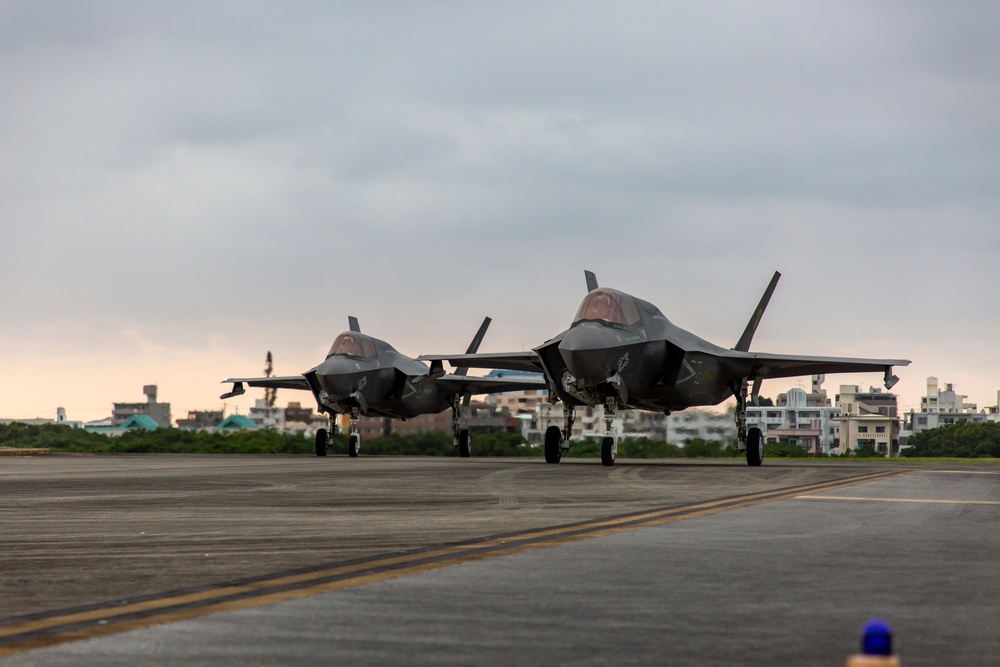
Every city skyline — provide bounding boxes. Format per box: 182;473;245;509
2;3;998;422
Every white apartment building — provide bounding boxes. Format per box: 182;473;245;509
659;410;736;444
901;378;991;444
533;401;623;441
920;376;977;413
248;399;286;430
747;379;841;455
525;401;734;446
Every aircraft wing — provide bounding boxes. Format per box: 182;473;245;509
220;375;311;399
434;373;547;396
418;351;543;373
725;352;910;384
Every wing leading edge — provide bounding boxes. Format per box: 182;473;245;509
418;351;543;373
434;373;547;396
722;352;910;389
220;375;311;399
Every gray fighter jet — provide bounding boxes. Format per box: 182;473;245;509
221;316;545;458
420;271;909;467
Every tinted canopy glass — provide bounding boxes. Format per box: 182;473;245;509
573;288;641;326
328;332;377;359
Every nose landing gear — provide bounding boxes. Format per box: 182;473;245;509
347;407;361;457
601;396;618;467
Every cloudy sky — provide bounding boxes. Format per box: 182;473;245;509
2;1;998;423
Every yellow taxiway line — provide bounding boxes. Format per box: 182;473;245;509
798;495;1000;505
0;468;905;658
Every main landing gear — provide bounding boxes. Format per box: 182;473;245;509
315;426;329;457
735;379;763;467
452;398;472;458
544;406;575;464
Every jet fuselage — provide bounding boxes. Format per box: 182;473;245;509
306;335;452;419
534;291;735;413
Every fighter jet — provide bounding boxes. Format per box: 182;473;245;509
221;316;545;458
420;271;909;467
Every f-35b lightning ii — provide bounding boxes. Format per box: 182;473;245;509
221;316;545;458
420;271;909;467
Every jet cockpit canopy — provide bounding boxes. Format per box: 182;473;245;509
328;332;377;359
573;288;641;327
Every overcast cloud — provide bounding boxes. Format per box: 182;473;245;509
2;1;998;420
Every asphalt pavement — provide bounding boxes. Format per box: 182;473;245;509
1;456;997;665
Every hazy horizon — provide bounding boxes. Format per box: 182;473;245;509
3;2;998;423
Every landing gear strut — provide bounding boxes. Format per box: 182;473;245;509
734;379;763;466
601;396;617;467
452;398;471;458
347;407;361;457
544;406;575;464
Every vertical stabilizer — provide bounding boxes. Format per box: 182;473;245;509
455;316;492;377
734;271;781;352
584;270;599;292
348;316;361;333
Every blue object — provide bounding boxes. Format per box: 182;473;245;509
861;619;893;656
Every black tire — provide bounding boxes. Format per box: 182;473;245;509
746;427;763;466
601;436;616;467
544;425;562;464
315;429;328;457
458;430;472;458
348;434;360;458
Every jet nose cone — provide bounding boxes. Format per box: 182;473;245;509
558;325;613;380
317;357;362;396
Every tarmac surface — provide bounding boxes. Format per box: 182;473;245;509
1;455;998;665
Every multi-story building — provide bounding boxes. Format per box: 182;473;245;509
919;376;977;413
530;403;735;446
112;385;172;428
987;392;1000;423
901;378;991;444
661;410;736;444
176;410;224;430
248;400;286;430
352;401;517;442
747;377;841;454
835;385;900;456
534;402;623;442
488;373;735;446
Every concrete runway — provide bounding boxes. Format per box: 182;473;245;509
1;455;997;664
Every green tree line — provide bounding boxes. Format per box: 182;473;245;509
902;421;1000;458
1;422;819;458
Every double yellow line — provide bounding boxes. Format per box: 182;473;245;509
0;468;904;658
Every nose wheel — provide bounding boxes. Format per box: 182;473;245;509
601;436;617;466
347;408;361;457
601;397;617;467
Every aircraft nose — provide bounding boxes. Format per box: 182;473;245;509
317;357;362;396
558;325;613;380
